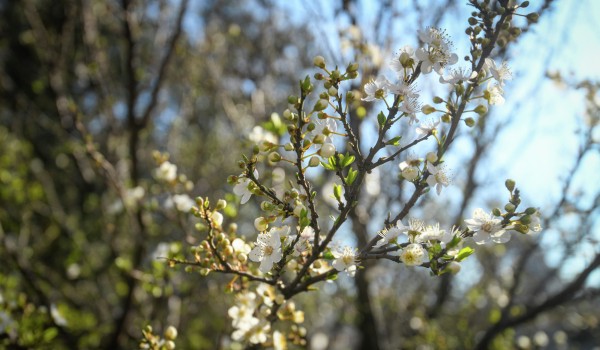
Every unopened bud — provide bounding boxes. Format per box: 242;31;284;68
474;105;487;115
284;143;294;151
492;208;502;216
308;156;320;167
505;179;516;191
521;1;529;8
422;105;436;115
216;199;227;210
164;326;178;341
504;203;516;213
313;99;328;111
313;55;326;68
524;207;537;215
520;215;531;225
433;96;444;104
268;152;281;163
347;62;359;72
526;12;539;22
441;113;452;123
319;143;336;158
328;87;338;96
426;152;438;163
464;117;476;127
288;95;298;104
446;261;462;274
254;217;268;231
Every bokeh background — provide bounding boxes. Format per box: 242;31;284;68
1;0;599;349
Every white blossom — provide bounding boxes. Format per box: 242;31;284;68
416;119;440;135
465;208;509;245
400;243;426;266
485;82;505;105
233;169;259;204
415;27;458;75
362;76;392;101
426;162;451;195
390;45;416;72
439;67;477;84
156;161;177;182
484;58;512;86
332;246;358;276
399;97;422;124
249;227;288;273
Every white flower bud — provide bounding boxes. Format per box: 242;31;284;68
212;212;223;227
313;55;326;68
254;217;268;231
164;326;178;340
401;167;419;181
446;261;461;274
308;156;320;167
319;143;336;158
426;152;438;163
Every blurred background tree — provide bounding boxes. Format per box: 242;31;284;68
0;0;598;349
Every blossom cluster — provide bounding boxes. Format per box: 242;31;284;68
162;3;542;346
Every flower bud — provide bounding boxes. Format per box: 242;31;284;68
293;204;305;217
254;217;268;231
319;143;336;158
468;17;478;26
526;12;539;22
314;73;324;80
426;152;438;163
268;152;281;163
308;156;320;167
524;207;537;215
288;95;298;104
492;208;502;216
313;55;326;68
505;179;516;191
313;99;328;111
514;223;529;234
328;87;338;96
464;117;476;127
401;167;419;181
216;199;227;210
165;341;176;350
521;1;529;7
313;134;326;145
446;261;462;274
212;212;224;227
421;104;436;115
237;253;248;263
433;96;444;104
347;62;359;72
520;215;531;225
284;143;294;151
164;326;178;340
474;104;487;115
504;203;516;213
441;113;452;123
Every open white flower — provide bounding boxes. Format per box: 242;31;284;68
233;169;259;204
231;316;270;345
416;27;458;75
332;246;358;276
249;228;285;273
228;291;257;328
390;45;416;72
362;76;391;101
417;223;452;243
426;162;451;195
465;208;509;244
485;82;505;106
399;97;422;124
484;58;512;86
416;119;440;135
400;243;426;266
399;153;422;181
439;67;477;84
375;223;409;248
156;161;177;182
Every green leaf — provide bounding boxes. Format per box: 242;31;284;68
323;251;335;260
341;154;355;168
346;168;358;185
455;246;475;261
386;136;402;146
446;235;462;249
377;112;386;128
333;184;342;201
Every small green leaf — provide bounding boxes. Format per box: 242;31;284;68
333;184;342;201
377;112;386;128
456;246;475;261
323;251;335;260
446;235;462;249
341;154;355;168
346;168;358;185
386;136;402;146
